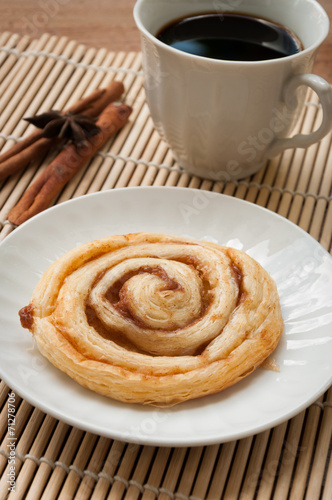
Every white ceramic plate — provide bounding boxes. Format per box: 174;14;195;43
0;187;331;447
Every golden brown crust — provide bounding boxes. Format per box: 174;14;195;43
20;232;284;406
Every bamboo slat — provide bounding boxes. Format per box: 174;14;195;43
0;32;331;500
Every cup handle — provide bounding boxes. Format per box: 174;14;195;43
266;74;332;158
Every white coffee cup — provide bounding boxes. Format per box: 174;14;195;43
133;0;332;181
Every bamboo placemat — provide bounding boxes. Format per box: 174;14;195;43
0;31;331;500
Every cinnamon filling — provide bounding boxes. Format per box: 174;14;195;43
85;304;145;353
173;255;212;313
231;262;245;306
105;263;211;330
86;258;242;350
19;304;34;330
105;265;182;304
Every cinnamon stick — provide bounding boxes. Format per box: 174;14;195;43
0;136;63;181
73;81;125;117
8;102;132;225
0;81;125;181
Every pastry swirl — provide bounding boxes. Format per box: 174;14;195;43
20;232;284;406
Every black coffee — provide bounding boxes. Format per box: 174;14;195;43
156;12;303;61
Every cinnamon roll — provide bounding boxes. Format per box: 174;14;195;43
19;233;283;406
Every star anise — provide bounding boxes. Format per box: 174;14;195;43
24;110;101;148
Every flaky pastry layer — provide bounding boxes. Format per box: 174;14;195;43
20;232;284;406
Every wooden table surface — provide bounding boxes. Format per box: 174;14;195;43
1;0;332;82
